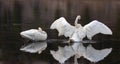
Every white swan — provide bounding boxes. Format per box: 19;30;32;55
50;15;112;41
50;42;112;64
20;27;47;41
20;41;47;54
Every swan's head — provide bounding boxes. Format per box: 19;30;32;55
75;15;81;28
38;27;47;34
38;27;42;31
76;15;81;20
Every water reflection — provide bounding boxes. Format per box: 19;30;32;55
50;41;112;64
0;39;118;64
20;41;47;54
20;40;112;64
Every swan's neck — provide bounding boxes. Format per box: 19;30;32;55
74;15;82;28
74;15;81;26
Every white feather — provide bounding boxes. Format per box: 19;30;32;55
50;17;75;37
71;43;112;63
75;43;86;58
84;20;112;40
50;16;112;41
20;41;47;54
50;42;112;64
85;45;112;62
50;46;74;64
20;27;47;41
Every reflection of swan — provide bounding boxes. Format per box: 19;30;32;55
20;41;47;54
50;15;112;41
50;46;75;64
50;42;112;64
20;27;47;41
72;43;112;64
85;44;112;63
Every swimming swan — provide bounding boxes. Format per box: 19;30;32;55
20;27;47;41
50;15;112;41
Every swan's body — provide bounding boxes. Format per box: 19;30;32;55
20;41;47;54
50;42;112;64
50;15;112;41
20;27;47;41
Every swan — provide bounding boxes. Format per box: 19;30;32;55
20;41;47;54
20;27;47;41
50;42;112;64
50;15;112;41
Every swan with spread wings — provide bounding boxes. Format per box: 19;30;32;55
50;15;112;41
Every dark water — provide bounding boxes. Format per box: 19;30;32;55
0;37;120;64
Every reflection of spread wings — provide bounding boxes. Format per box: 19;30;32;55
50;17;75;37
50;43;112;64
20;41;47;54
84;45;112;62
50;46;74;64
84;20;112;40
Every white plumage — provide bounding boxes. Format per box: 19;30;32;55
73;43;112;64
85;44;112;63
50;46;75;64
20;41;47;54
83;20;112;40
50;15;112;41
20;27;47;41
50;43;112;64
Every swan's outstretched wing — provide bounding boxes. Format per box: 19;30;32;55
50;17;75;37
85;45;112;62
20;41;47;54
50;46;74;64
83;20;112;40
